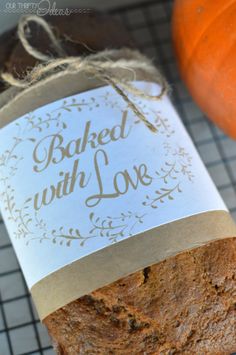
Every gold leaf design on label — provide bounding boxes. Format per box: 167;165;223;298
52;96;100;113
162;143;194;182
51;227;95;247
25;112;66;132
142;142;193;209
2;187;33;240
156;161;179;184
101;91;123;110
25;225;95;247
142;184;182;209
0;135;25;179
89;211;146;243
153;111;175;137
2;185;17;222
14;198;33;239
156;159;194;184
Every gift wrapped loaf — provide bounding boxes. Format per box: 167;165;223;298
0;12;236;355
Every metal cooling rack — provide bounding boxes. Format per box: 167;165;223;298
1;1;236;354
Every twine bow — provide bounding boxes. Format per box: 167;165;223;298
1;15;169;132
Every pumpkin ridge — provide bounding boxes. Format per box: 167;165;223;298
183;0;236;72
187;29;236;96
206;40;236;90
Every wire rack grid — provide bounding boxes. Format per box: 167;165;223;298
1;1;236;354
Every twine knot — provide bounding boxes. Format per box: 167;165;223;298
1;15;169;133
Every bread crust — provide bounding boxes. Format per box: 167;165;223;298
44;238;236;354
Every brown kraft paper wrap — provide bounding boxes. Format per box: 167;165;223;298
0;15;236;354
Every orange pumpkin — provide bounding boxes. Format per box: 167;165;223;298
172;0;236;138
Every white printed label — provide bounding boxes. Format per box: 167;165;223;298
0;82;227;288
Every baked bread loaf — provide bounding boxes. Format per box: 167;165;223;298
1;12;236;355
45;238;236;354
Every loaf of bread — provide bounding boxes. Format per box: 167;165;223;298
45;238;236;354
1;12;236;355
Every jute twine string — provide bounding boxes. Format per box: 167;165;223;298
1;15;169;132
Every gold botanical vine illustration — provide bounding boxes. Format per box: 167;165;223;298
143;184;182;209
157;144;194;184
89;211;146;243
23;111;67;132
142;142;194;209
51;96;100;113
1;188;94;247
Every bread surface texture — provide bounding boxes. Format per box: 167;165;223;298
45;239;236;354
